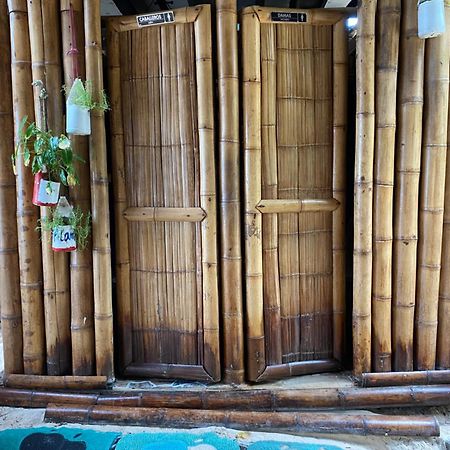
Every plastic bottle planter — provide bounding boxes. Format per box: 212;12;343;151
32;171;61;207
418;0;446;39
52;225;77;252
66;103;91;135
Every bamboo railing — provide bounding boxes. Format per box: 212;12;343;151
61;0;95;376
7;0;45;375
83;0;114;379
28;0;71;376
216;0;245;385
0;0;23;375
353;0;377;374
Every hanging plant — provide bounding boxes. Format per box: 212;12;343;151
65;79;109;136
38;197;91;252
12;116;82;206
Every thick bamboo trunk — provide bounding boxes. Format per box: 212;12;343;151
83;0;114;379
0;385;449;410
359;370;450;387
60;0;95;376
0;0;23;375
437;3;450;370
372;0;401;373
44;405;440;436
392;2;425;372
7;0;45;375
4;374;107;390
28;0;71;376
216;0;245;385
353;0;377;374
415;5;450;370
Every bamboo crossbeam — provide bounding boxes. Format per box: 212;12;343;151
83;0;114;379
4;374;108;390
359;370;450;387
61;0;95;376
332;17;348;364
28;0;71;376
392;3;425;372
44;405;440;436
251;7;349;26
123;207;206;223
216;0;245;384
415;5;450;370
372;0;401;373
0;0;23;375
353;0;377;375
0;385;449;410
257;199;339;214
7;0;45;375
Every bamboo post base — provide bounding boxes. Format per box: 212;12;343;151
359;371;450;387
3;374;108;390
44;405;440;437
0;385;449;410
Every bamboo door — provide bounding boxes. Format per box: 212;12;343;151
242;7;348;382
107;6;220;381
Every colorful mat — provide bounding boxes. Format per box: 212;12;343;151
248;441;343;450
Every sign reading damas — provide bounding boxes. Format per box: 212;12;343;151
270;12;308;23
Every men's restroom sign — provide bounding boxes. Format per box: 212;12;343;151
136;11;175;27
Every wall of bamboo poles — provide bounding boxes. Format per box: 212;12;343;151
61;0;95;376
353;0;377;375
7;0;46;375
415;5;450;370
0;0;23;375
216;0;245;385
437;3;450;370
371;0;401;373
83;0;114;379
27;0;72;376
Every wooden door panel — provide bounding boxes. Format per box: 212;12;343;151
242;7;348;382
107;6;220;382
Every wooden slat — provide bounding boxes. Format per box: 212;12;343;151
123;207;206;222
257;198;339;214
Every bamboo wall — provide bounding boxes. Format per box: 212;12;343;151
354;0;450;374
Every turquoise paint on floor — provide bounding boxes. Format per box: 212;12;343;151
248;441;343;450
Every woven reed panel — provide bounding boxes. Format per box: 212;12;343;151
119;24;202;366
261;23;334;365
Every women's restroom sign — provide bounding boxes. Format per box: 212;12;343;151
271;12;308;23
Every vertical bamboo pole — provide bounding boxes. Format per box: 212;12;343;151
0;0;23;375
415;6;449;370
83;0;114;379
353;0;377;375
28;0;72;376
7;0;45;375
216;0;245;384
372;0;401;373
242;7;266;380
106;21;131;372
392;4;425;372
61;0;95;375
332;18;348;365
195;6;221;381
437;4;450;369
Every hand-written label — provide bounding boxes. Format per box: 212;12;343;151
270;12;308;23
136;11;175;27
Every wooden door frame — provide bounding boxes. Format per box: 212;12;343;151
242;6;349;382
106;5;221;382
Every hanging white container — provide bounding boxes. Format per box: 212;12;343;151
32;171;60;206
66;78;91;135
418;0;446;39
52;225;77;252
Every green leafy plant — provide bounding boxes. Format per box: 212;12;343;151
38;206;91;250
12;116;82;186
64;79;109;111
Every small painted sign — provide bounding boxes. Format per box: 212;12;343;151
52;225;77;252
271;12;308;23
136;11;175;27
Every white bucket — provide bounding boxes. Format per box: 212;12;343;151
66;103;91;135
52;225;77;252
418;0;446;39
34;177;60;206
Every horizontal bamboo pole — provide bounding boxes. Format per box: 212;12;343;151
4;374;108;390
257;199;340;214
44;405;440;436
1;385;449;410
359;370;450;387
123;207;206;223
